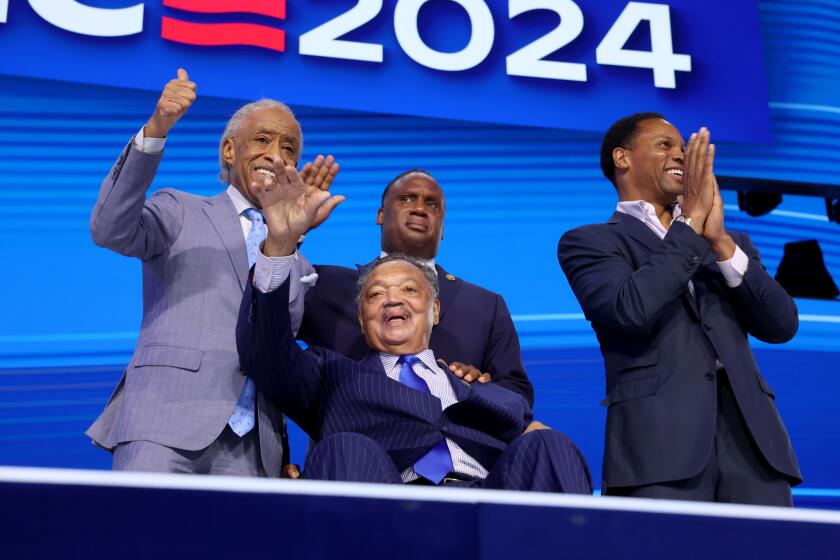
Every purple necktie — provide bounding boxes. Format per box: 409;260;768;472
399;355;454;484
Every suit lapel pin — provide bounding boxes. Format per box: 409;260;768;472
446;273;456;281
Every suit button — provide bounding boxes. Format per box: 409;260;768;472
705;372;715;381
703;324;711;331
691;256;701;264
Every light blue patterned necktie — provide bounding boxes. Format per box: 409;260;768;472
399;355;454;484
228;207;266;437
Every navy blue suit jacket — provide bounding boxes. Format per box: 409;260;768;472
558;212;801;488
298;264;534;406
238;280;533;473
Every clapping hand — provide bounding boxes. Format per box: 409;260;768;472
250;158;341;256
300;155;344;231
703;177;736;260
677;128;735;259
678;127;716;234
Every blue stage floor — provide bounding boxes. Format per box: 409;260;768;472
3;467;840;559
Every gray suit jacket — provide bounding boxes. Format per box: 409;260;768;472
85;138;306;477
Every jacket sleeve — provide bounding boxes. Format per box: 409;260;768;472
297;264;325;347
237;278;323;436
90;138;183;260
725;232;798;343
483;294;535;407
558;222;711;335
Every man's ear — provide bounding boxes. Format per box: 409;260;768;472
376;207;384;225
222;138;235;166
613;146;630;171
433;299;440;326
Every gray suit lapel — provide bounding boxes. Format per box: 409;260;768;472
203;193;248;292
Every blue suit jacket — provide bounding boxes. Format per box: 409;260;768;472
238;280;533;473
298;264;534;406
558;212;801;488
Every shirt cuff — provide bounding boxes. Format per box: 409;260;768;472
716;244;749;288
253;249;296;293
134;127;166;154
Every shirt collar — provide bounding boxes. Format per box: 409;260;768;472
379;250;436;271
615;200;682;225
379;348;441;375
226;185;255;216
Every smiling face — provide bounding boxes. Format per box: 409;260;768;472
221;107;302;207
614;118;686;208
358;260;440;355
377;173;445;260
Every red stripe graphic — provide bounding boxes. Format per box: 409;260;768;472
163;0;286;20
161;17;286;52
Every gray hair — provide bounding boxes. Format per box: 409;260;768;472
355;253;439;310
217;99;302;184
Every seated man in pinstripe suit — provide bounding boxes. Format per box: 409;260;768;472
236;174;592;490
297;170;534;406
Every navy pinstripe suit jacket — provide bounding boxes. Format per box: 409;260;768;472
237;280;533;473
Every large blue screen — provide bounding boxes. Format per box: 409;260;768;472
0;0;838;498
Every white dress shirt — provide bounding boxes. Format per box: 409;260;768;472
134;127;166;154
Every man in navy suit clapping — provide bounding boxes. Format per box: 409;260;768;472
558;114;800;504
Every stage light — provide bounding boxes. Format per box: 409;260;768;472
775;240;839;300
737;191;782;217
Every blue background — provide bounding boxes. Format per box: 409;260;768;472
0;0;839;499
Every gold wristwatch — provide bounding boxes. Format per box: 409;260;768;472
675;215;702;235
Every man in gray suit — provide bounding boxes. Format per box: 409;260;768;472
85;68;342;476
